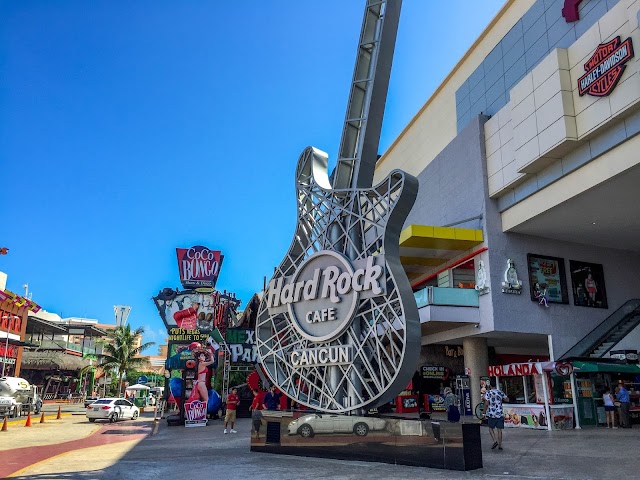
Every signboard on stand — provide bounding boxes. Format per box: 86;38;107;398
176;246;223;291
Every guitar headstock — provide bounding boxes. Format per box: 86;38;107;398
256;1;420;413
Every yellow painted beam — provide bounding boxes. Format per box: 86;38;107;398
399;224;483;250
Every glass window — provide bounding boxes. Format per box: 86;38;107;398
501;377;525;404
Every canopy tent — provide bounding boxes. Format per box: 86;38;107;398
126;383;151;391
572;360;640;374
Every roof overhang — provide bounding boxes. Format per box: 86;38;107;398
399;225;484;282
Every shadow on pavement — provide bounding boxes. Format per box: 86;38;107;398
8;417;640;480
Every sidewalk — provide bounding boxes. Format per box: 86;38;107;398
3;414;639;479
0;412;154;478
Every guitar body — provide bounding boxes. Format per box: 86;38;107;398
256;147;420;412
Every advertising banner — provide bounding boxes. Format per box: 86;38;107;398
426;394;446;412
176;246;223;290
504;405;547;429
153;289;239;336
527;254;568;304
569;260;608;309
420;365;449;380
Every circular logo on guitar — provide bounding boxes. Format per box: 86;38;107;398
266;250;383;342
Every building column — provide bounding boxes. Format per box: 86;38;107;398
463;336;489;414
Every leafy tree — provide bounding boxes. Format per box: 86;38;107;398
97;325;155;397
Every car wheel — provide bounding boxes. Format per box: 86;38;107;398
109;413;119;423
88;418;96;423
298;424;314;438
132;411;139;420
353;422;369;436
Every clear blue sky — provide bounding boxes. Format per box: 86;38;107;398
1;0;505;349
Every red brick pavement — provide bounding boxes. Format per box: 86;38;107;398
0;421;151;478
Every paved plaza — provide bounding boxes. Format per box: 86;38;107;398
2;406;639;479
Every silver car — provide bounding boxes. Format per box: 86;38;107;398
86;398;139;423
288;414;387;437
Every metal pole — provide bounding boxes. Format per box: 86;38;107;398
570;371;581;429
541;372;552;431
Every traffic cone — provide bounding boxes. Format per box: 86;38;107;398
1;417;7;432
40;412;46;423
56;406;62;419
25;412;32;427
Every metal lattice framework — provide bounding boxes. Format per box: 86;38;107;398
256;147;419;413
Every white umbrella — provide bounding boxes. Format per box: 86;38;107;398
126;383;151;391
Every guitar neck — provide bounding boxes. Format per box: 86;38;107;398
332;0;402;190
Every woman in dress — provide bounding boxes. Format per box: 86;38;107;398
443;387;460;422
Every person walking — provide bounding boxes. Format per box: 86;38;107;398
616;382;631;428
602;388;616;428
224;387;239;434
250;388;264;439
443;387;460;422
483;383;509;450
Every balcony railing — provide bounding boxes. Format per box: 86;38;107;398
414;287;479;308
31;340;103;356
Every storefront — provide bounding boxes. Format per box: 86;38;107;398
1;288;40;376
570;360;640;426
489;362;577;430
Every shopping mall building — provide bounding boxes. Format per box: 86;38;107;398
373;0;640;412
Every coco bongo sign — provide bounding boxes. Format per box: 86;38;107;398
578;36;634;97
176;246;223;290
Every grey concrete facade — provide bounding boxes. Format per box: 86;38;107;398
409;112;640;359
455;0;621;133
497;108;640;212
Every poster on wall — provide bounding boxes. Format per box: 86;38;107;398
569;260;608;309
527;254;568;304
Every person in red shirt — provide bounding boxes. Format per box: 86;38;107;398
224;387;239;434
250;389;265;439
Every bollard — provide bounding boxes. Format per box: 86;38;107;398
56;406;62;419
40;412;46;423
25;412;32;427
1;417;7;432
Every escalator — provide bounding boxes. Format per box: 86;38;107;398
560;299;640;359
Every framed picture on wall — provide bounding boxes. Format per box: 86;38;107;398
569;260;608;309
527;254;569;304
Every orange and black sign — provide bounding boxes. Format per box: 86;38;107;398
578;36;634;97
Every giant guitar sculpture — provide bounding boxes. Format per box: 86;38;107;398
256;0;420;413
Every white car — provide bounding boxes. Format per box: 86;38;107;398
288;414;387;437
86;398;139;423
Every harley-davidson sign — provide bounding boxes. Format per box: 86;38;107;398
578;36;634;97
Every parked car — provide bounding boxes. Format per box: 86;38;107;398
84;396;100;408
86;398;139;423
288;414;387;437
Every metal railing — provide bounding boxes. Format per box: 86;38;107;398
560;299;640;359
414;287;479;308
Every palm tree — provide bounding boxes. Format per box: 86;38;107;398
97;325;155;397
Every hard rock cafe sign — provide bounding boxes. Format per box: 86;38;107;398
256;0;420;414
